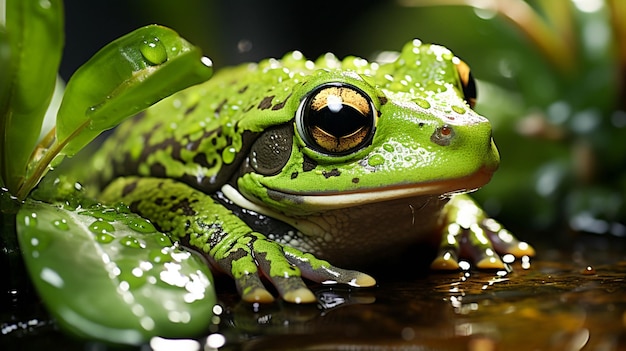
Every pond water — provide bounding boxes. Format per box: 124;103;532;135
2;233;626;351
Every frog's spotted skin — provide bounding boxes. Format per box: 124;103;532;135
94;39;535;303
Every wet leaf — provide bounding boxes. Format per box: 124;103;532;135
0;0;64;193
16;199;216;345
54;24;213;158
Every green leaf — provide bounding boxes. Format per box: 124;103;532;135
54;24;213;157
0;0;64;193
17;199;216;345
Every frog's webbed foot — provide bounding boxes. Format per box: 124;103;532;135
102;177;375;304
430;195;535;270
212;232;375;304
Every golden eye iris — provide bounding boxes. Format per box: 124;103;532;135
455;59;477;109
297;83;377;155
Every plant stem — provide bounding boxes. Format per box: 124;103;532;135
15;122;87;201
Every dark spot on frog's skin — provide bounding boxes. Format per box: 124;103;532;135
193;152;216;169
185;103;198;116
291;171;298;179
187;127;221;151
271;93;291;111
150;162;167;178
129;200;140;214
238;85;248;94
244;105;254;112
122;180;138;196
215;99;227;117
267;189;304;204
323;169;341;178
352;177;359;183
419;122;425;128
258;96;274;110
155;197;164;206
170;198;198;216
302;155;317;172
378;96;388;105
272;100;286;110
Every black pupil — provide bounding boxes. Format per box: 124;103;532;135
308;104;367;137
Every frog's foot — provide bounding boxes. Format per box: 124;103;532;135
282;245;377;288
430;196;535;271
213;232;375;304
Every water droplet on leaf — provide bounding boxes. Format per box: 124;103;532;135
24;213;38;227
140;37;168;65
149;248;172;263
52;218;69;231
96;233;115;243
120;235;144;249
89;220;115;235
124;217;157;234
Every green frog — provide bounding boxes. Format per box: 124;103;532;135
91;39;534;304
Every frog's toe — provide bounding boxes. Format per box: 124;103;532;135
283;246;377;287
481;218;536;258
432;218;535;271
270;276;317;304
430;249;460;270
473;252;506;270
252;240;319;304
230;266;275;303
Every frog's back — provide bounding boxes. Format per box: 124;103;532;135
92;52;321;191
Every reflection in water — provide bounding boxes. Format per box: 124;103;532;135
212;240;626;351
2;236;626;350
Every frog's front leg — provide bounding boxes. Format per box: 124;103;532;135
431;194;535;270
99;177;375;304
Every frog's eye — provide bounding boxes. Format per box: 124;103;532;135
296;83;377;156
455;60;477;109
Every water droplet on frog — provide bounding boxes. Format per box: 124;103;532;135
415;98;431;109
140;37;168;65
367;154;385;167
452;105;466;114
222;146;237;164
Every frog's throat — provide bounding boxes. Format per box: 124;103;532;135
225;165;493;218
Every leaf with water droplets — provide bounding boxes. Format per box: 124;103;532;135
16;199;216;345
54;24;213;158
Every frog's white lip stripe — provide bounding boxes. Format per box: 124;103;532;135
268;166;493;211
223;166;493;216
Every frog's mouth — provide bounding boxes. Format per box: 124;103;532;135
224;165;494;215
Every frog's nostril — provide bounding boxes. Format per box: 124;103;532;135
430;125;455;146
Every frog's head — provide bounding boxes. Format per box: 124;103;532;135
234;40;499;215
